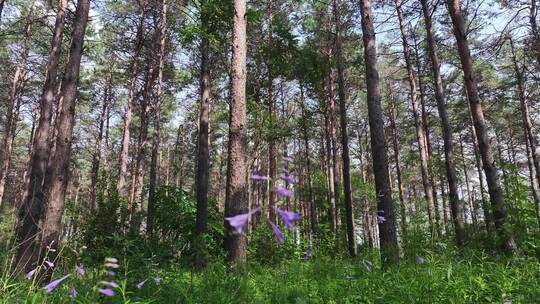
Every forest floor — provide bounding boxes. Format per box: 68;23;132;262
1;248;539;303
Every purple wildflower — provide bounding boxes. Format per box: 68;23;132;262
251;174;269;181
44;260;54;268
154;277;161;285
105;257;118;263
277;209;301;229
280;175;295;184
225;207;260;234
75;264;85;277
25;268;37;280
43;274;70;294
99;281;119;288
417;256;425;264
279;168;288;174
136;279;147;289
105;270;116;276
269;221;284;243
377;216;386;224
98;288;115;297
69;288;78;299
274;187;292;198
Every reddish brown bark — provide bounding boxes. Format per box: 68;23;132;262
15;0;68;273
38;0;90;268
225;0;248;264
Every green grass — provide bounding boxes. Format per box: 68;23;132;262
1;250;538;303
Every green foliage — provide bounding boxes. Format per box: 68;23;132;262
1;249;539;303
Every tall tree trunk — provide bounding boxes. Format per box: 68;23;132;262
225;0;248;264
148;0;168;236
117;0;147;196
459;137;477;226
14;0;68;273
419;0;466;244
509;38;540;226
386;82;407;238
300;85;316;235
128;57;156;227
359;0;399;266
0;11;32;207
194;33;212;268
411;28;442;236
332;0;356;257
323;110;337;232
325;62;340;234
393;0;437;238
447;0;517;253
267;0;277;222
530;0;540;66
89;78;111;209
38;0;90;271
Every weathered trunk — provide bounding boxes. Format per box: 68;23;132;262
359;0;399;266
89;78;111;209
447;0;517;253
332;0;356;257
0;12;32;207
325;62;339;233
14;0;68;273
510;38;540;226
117;0;147;196
393;0;436;237
420;0;465;245
194;34;212;268
148;0;168;236
225;0;248;264
38;0;89;270
386;82;407;238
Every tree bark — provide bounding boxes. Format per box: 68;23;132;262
148;0;168;236
359;0;399;266
0;11;32;207
14;0;68;273
89;77;111;209
420;0;465;245
128;56;157;228
459;137;477;226
194;33;212;268
393;0;437;238
267;0;277;222
386;82;407;238
509;37;540;227
332;0;356;257
38;0;90;271
225;0;248;264
117;0;147;196
447;0;517;253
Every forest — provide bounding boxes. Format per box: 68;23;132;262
0;0;539;302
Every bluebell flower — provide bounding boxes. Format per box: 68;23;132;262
43;274;70;293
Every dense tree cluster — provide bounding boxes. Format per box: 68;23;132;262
0;0;539;278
